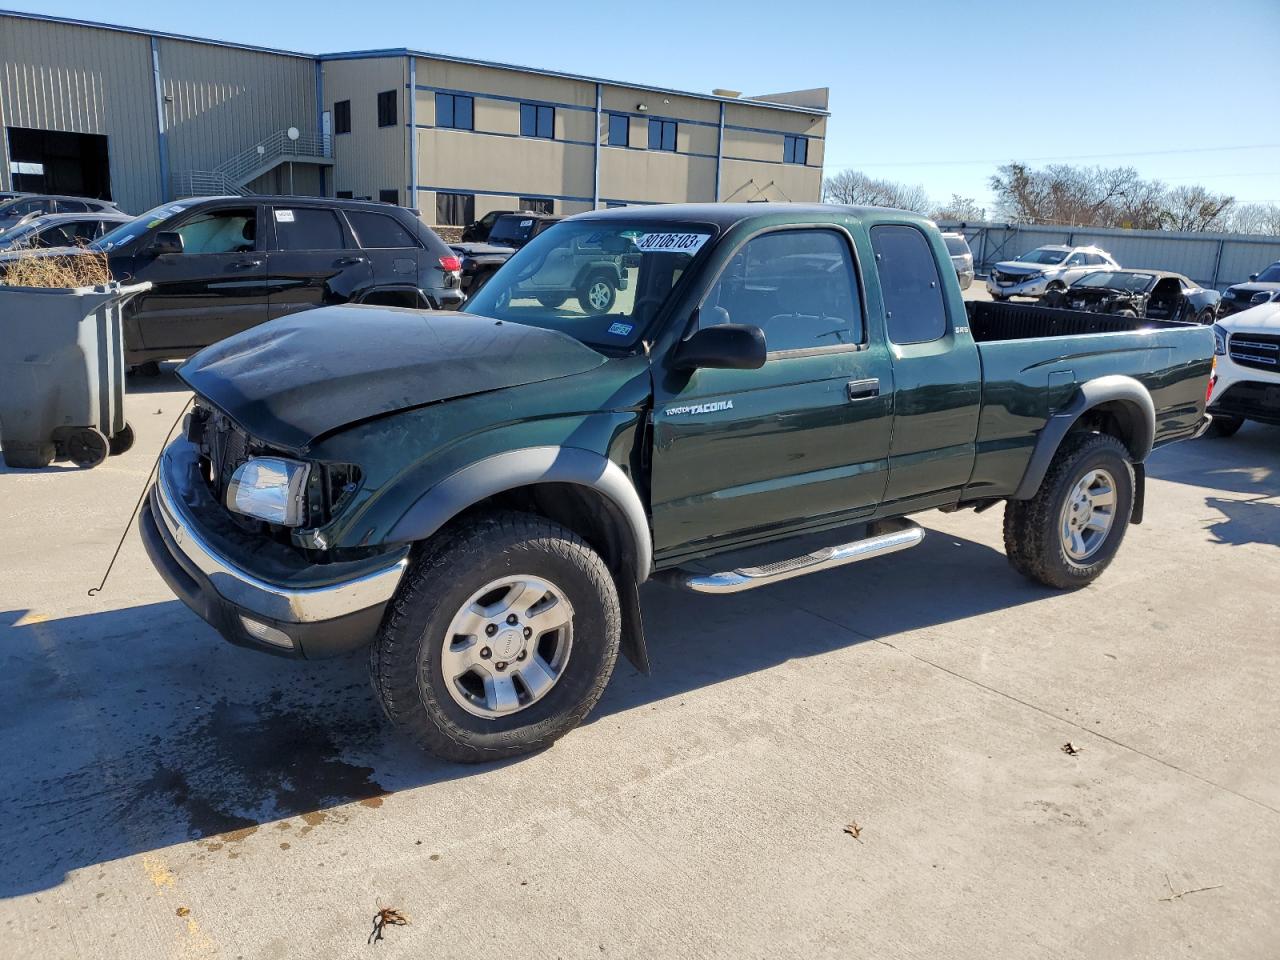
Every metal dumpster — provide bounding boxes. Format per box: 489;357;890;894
0;281;150;469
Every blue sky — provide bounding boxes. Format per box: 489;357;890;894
16;0;1280;210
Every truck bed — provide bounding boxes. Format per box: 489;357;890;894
962;300;1214;502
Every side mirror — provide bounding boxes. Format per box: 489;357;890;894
673;322;766;371
148;231;183;256
1249;273;1258;281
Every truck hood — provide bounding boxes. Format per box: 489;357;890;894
179;304;607;453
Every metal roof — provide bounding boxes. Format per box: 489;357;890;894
0;8;828;117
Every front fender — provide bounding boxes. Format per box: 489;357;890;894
387;445;653;579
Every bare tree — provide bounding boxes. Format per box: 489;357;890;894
1226;203;1280;236
1161;184;1235;232
931;194;987;222
823;170;931;213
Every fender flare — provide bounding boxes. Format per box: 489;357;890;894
387;446;653;581
1012;375;1155;501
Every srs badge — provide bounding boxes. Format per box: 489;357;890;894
665;400;735;416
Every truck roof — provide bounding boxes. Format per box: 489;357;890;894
572;202;930;230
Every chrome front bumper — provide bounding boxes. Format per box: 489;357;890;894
141;440;409;657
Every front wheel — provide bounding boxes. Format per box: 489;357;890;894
1003;433;1135;589
370;511;621;763
1205;415;1244;438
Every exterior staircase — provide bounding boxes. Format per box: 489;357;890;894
172;129;333;199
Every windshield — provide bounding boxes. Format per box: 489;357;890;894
89;200;195;251
943;235;970;256
1072;271;1153;292
464;219;715;350
1256;262;1280;283
1019;248;1069;265
488;216;540;246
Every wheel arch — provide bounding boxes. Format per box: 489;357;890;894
1013;375;1155;501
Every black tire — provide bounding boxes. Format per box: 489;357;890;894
1003;432;1135;589
108;422;135;456
65;427;110;469
577;273;616;316
1205;415;1244;438
370;511;621;763
1047;281;1066;295
1196;309;1216;325
536;294;568;309
991;293;1009;302
129;361;161;378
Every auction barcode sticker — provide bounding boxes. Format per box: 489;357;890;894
635;233;709;255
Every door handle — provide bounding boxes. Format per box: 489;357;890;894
335;256;367;266
847;378;880;401
230;258;262;269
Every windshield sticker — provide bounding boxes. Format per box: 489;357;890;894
275;209;295;223
635;233;709;256
607;322;634;336
146;218;164;228
520;219;533;227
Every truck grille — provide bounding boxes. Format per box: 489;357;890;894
1228;333;1280;372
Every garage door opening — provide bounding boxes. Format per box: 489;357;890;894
7;127;111;200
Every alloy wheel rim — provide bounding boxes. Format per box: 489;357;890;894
588;281;611;310
441;575;574;719
1059;467;1117;563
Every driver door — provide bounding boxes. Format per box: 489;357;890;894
649;226;894;561
131;203;269;354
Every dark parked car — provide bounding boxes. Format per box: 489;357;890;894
1044;269;1220;324
0;195;463;371
0;210;133;250
142;203;1213;763
452;212;564;294
0;193;119;231
460;209;518;243
1218;260;1280;317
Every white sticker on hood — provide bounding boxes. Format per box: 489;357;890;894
635;232;709;255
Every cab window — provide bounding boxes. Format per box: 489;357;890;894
346;210;418;249
703;229;864;352
869;224;947;344
174;208;257;254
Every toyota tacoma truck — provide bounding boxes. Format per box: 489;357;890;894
140;204;1213;763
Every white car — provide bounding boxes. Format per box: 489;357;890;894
986;244;1119;300
1205;301;1280;437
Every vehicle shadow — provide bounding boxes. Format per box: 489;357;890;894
124;362;186;395
0;528;1043;898
1147;422;1280;496
1203;495;1280;548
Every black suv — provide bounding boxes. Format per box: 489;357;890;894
452;212;563;294
1218;260;1280;318
0;195;465;371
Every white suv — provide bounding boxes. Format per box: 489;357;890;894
987;245;1119;300
1205;301;1280;437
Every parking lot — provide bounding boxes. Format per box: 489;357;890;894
1;328;1278;958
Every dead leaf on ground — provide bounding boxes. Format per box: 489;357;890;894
843;822;863;842
1061;742;1080;756
368;906;409;945
175;906;190;917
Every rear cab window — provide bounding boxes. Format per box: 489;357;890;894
943;235;970;257
869;224;948;344
702;228;864;353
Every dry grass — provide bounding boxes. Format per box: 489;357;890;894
1;244;113;288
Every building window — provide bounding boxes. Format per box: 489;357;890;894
519;197;553;214
608;114;630;147
377;90;397;128
333;100;351;135
336;190;354;199
647;119;676;152
783;135;808;165
520;103;555;139
379;189;399;205
436;93;474;130
436;192;475;227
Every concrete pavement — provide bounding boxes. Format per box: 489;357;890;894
2;366;1279;959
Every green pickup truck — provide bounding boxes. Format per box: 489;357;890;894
141;204;1213;762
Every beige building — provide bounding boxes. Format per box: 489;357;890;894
0;10;829;223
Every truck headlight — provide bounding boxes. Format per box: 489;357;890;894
1212;323;1228;356
226;456;311;526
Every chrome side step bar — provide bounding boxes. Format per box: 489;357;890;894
659;518;925;595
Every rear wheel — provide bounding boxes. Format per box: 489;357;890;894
537;294;568;309
578;273;616;316
1003;433;1135;589
370;511;621;763
65;427;110;469
1205;415;1244;438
